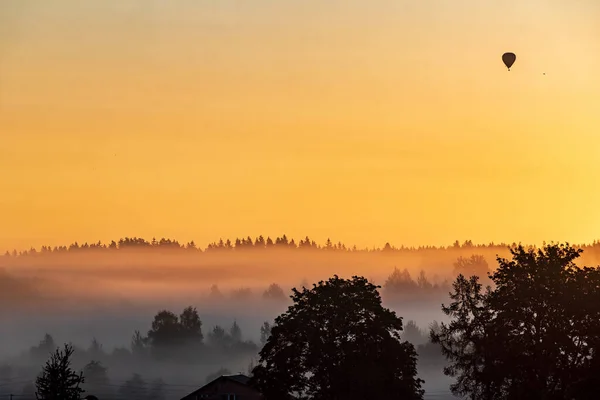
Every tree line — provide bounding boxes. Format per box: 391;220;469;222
0;307;269;400
195;266;458;303
5;235;600;258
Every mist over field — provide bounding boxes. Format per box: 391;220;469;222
2;238;600;398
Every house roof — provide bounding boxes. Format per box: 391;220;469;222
180;374;255;400
222;374;251;385
181;373;300;400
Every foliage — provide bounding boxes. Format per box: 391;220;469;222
35;343;85;400
86;339;104;362
81;361;108;397
208;284;223;299
146;306;204;359
416;270;433;290
452;254;491;280
384;267;417;293
402;320;427;346
30;334;56;361
263;283;286;301
383;267;450;302
431;275;496;399
207;325;231;348
131;330;149;359
432;243;600;399
147;311;180;351
82;361;107;386
250;275;424;400
179;306;204;344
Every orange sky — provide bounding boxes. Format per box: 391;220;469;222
1;0;599;252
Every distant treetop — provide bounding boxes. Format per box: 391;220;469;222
2;236;600;259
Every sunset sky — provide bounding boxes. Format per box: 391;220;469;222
1;0;599;252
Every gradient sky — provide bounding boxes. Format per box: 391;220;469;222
1;0;599;252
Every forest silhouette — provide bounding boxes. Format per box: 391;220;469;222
0;235;529;316
5;235;600;256
3;235;600;311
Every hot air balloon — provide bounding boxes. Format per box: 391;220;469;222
502;52;516;71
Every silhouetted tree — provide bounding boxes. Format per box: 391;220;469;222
179;306;204;347
416;270;433;291
147;311;179;344
433;243;600;399
383;267;418;297
147;310;180;359
402;320;427;346
131;330;149;359
250;275;424;400
255;236;266;249
208;284;223;300
431;274;497;399
262;283;286;301
82;361;108;398
207;325;231;348
86;338;104;362
35;343;85;400
30;334;56;361
452;254;490;281
82;361;107;385
416;341;444;367
144;306;204;360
